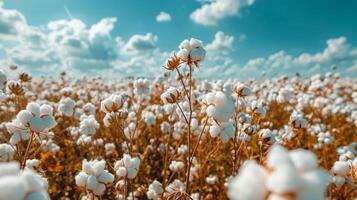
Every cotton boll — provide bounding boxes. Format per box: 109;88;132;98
17;110;33;126
27;102;40;116
92;183;106;196
298;170;330;200
86;175;98;190
228;160;268;200
116;167;127;177
98;172;114;183
289;149;318;173
0;177;28;200
266;165;302;194
267;145;293;170
332;176;345;188
75;172;88;187
331;161;350;176
27;190;50;200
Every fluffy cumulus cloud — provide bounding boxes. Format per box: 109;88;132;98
0;3;356;79
156;12;171;22
190;0;255;26
206;31;234;54
0;4;166;77
209;37;357;79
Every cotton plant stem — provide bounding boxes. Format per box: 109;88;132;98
185;64;193;193
189;117;209;164
21;130;35;169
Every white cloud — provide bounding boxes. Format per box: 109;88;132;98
190;0;255;26
206;31;234;54
156;12;171;23
122;33;158;54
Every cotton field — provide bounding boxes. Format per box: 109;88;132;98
0;38;356;200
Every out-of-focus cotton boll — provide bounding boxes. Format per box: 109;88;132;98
0;143;16;161
58;97;76;117
146;180;163;200
228;160;268;200
203;91;234;122
79;115;99;135
169;160;184;172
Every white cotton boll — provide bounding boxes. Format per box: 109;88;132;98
0;143;16;161
92;160;106;176
127;168;138;179
160;121;170;134
267;145;293;170
75;172;88;187
17;110;33;126
27;190;50;200
0;177;28;200
40;104;53;116
177;145;188;155
27;102;40;116
289;149;318;172
86;175;98;190
266;165;302;194
117;167;127;177
58;97;76;117
0;162;20;177
332;176;345;188
21;169;44;192
209;125;220;138
83;161;94;175
228;160;268;200
331;161;350;176
169;161;185;172
98;172;114;183
298;170;330;200
267;194;287;200
92;183;106;196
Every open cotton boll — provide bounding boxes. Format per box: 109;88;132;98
27;102;41;116
17;110;33;126
332;175;345;188
204;91;234;122
75;172;88;187
289;149;318;172
331;161;350;176
298;170;330;200
266;165;302;194
267;145;294;170
27;190;50;200
0;176;28;200
228;160;268;200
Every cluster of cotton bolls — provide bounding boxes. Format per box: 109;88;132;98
75;159;114;196
228;145;330;200
0;162;50;200
0;39;356;199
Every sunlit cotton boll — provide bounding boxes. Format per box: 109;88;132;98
169;160;185;172
146;180;163;200
114;154;140;179
203;91;234;122
100;94;126;113
177;38;206;66
228;145;330;200
209;120;234;142
16;102;57;133
228;160;268;200
161;87;181;104
79;115;99;135
0;143;16;161
75;159;114;196
0;162;50;200
58;97;76;117
5;119;30;145
233;83;252;97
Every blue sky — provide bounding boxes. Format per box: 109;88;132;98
1;0;357;79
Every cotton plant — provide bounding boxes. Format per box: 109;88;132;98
0;143;16;161
146;180;164;200
228;145;330;200
58;97;76;117
0;162;50;200
114;154;140;180
75;159;114;197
